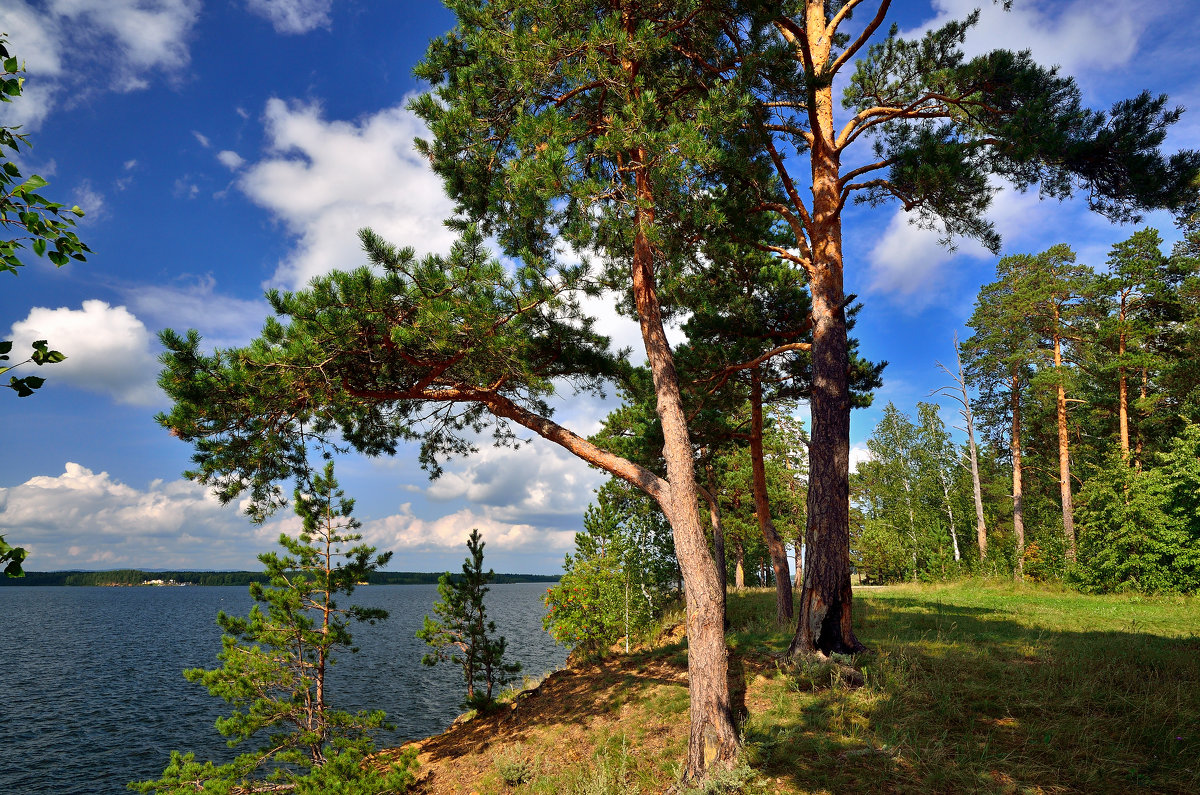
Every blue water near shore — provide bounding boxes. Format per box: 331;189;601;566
0;583;566;794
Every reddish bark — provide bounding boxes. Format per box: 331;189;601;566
1011;371;1025;580
750;372;794;624
1051;315;1077;562
629;167;737;777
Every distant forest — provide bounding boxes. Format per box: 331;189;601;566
0;569;560;587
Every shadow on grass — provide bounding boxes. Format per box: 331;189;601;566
732;589;1200;794
417;643;692;764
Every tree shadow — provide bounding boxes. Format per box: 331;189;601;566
743;595;1200;793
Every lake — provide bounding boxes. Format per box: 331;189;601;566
0;583;566;794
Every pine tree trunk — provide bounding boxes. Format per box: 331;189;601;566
786;170;862;657
793;541;802;588
1052;325;1077;562
903;476;918;581
1118;303;1130;458
750;372;794;623
1011;371;1025;580
629;185;736;777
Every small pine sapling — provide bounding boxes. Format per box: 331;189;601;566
132;462;415;794
417;529;520;708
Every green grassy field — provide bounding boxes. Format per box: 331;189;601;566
730;582;1200;793
404;582;1199;794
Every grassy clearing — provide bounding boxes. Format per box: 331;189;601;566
397;582;1200;794
742;582;1200;794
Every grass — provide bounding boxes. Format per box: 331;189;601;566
395;582;1200;793
742;581;1200;793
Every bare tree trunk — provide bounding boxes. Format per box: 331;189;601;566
1135;366;1148;469
937;333;988;559
902;476;918;581
938;467;961;562
793;541;802;588
1051;323;1077;562
750;372;794;623
1011;371;1025;580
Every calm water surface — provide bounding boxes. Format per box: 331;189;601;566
0;583;565;794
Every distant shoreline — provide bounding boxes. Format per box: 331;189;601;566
0;570;561;587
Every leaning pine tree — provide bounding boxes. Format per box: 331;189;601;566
408;0;762;777
132;462;414;794
418;529;520;708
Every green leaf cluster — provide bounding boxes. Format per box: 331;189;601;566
543;479;678;655
0;36;90;276
853;402;975;583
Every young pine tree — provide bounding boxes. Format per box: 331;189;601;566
417;529;520;709
132;462;414;794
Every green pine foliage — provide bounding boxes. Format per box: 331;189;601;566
417;529;521;709
940;222;1200;593
132;462;414;794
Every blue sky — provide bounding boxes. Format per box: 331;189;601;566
1;0;1198;574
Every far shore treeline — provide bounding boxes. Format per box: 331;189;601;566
0;569;560;587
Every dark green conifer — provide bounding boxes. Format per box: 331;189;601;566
418;529;520;708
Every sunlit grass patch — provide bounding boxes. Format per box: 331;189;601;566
728;582;1200;793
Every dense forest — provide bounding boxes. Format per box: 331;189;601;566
853;221;1200;592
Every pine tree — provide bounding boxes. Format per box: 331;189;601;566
132;462;414;794
712;1;1199;657
418;529;520;708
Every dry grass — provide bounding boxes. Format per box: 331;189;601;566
379;583;1200;794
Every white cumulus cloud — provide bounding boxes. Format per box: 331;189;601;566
245;0;333;35
364;504;576;555
0;0;200;128
237;98;457;289
849;444;872;474
0;463;283;570
122;275;271;350
909;0;1147;78
217;150;246;170
8;300;161;405
422;442;604;526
